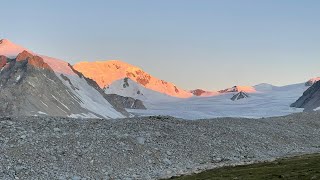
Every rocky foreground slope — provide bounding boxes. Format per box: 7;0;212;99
1;113;320;179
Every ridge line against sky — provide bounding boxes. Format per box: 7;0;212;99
2;0;320;90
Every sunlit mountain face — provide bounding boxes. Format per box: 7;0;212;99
73;60;193;98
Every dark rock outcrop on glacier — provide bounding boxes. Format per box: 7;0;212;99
231;91;249;101
291;81;320;111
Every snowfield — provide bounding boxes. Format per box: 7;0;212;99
1;113;319;179
103;75;310;120
128;83;308;120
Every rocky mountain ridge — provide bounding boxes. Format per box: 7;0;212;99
0;39;146;118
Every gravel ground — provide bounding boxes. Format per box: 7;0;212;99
0;112;320;179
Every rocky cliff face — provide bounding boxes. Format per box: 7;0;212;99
291;81;320;111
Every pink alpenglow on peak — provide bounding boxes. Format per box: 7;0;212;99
73;60;193;98
0;39;31;58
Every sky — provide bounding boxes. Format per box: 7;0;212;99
1;0;320;90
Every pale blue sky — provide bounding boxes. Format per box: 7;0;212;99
2;0;320;90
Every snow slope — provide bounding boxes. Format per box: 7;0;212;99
0;39;124;119
73;60;193;98
128;83;308;120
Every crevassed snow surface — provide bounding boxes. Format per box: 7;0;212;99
128;83;308;120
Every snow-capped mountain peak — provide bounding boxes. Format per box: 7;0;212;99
74;60;193;98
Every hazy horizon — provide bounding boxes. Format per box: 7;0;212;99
2;0;320;90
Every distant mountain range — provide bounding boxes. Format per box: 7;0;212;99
1;39;320;119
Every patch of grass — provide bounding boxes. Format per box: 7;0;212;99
169;154;320;180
